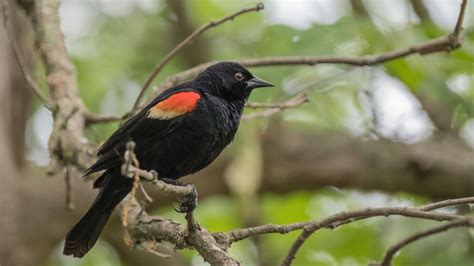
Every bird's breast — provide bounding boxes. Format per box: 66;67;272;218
143;97;244;179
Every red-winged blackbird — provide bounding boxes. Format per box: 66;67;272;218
63;62;273;258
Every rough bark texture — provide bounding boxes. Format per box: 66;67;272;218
32;0;90;173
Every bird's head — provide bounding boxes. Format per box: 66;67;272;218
196;61;274;100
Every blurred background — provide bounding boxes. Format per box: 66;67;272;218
1;0;473;265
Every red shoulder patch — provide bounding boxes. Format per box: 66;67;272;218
148;91;201;120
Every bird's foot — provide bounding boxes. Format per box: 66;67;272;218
160;178;198;213
176;185;198;213
149;170;159;180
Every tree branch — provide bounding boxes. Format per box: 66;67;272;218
85;93;310;124
85;0;468;125
150;33;461;98
378;218;474;266
420;196;474;211
1;1;52;110
453;0;468;37
242;93;309;120
84;112;124;125
147;0;468;102
226;207;463;246
410;0;433;24
279;207;464;266
132;2;264;110
30;0;91;174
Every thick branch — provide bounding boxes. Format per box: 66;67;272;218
31;0;90;172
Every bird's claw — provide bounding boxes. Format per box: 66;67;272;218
160;178;198;213
175;184;198;213
149;170;159;180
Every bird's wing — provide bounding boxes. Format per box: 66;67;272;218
84;86;202;176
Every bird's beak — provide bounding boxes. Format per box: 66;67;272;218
245;76;274;90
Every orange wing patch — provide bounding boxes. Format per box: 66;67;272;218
148;91;201;120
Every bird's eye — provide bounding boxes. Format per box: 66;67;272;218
235;72;244;81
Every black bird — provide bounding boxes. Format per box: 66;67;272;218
63;62;274;258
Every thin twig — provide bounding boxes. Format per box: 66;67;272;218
246;93;310;109
224;206;463;245
222;194;474;247
453;0;468;36
420;197;474;211
1;2;52;110
278;197;474;266
132;2;264;110
378;218;474;266
85;112;125;125
242;93;309;120
139;184;153;204
279;207;463;266
64;164;74;211
85;95;311;125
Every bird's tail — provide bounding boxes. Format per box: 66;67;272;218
63;170;133;258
